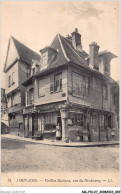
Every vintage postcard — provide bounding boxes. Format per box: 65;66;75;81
1;0;120;190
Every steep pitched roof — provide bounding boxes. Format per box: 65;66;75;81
22;33;118;87
12;37;41;64
4;36;41;72
58;34;90;70
33;33;90;80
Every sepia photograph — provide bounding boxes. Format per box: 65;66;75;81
1;0;120;189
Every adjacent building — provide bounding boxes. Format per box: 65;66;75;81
4;29;119;141
4;36;40;136
1;88;7;118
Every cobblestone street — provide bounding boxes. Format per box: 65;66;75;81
1;138;119;173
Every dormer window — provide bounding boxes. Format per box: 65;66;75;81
39;47;57;71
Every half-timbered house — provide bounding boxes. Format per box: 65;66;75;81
4;36;40;136
22;29;119;142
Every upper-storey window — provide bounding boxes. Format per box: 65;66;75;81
12;72;14;85
8;72;15;88
54;73;62;92
72;72;89;98
50;73;62;93
103;83;108;100
26;88;33;106
8;75;11;87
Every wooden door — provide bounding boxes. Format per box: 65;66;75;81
32;113;38;136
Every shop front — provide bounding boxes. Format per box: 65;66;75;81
67;107;114;142
23;104;62;140
23;103;116;142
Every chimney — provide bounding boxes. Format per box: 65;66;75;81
89;42;99;70
98;51;117;77
71;28;82;51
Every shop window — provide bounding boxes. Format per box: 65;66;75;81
68;119;73;126
68;114;83;127
75;114;83;126
44;112;57;131
92;115;98;131
100;115;104;130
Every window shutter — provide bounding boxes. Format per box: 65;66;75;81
8;75;11;87
60;78;62;90
50;75;54;93
26;91;29;106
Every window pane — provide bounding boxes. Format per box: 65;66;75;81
54;73;62;92
73;72;83;97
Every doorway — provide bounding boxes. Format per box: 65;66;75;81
32;113;38;136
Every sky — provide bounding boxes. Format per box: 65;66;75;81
1;1;120;88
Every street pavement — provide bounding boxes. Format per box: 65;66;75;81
1;137;119;173
1;134;119;147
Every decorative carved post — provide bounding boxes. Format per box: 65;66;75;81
38;113;41;132
60;108;68;141
41;115;44;134
24;115;29;137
